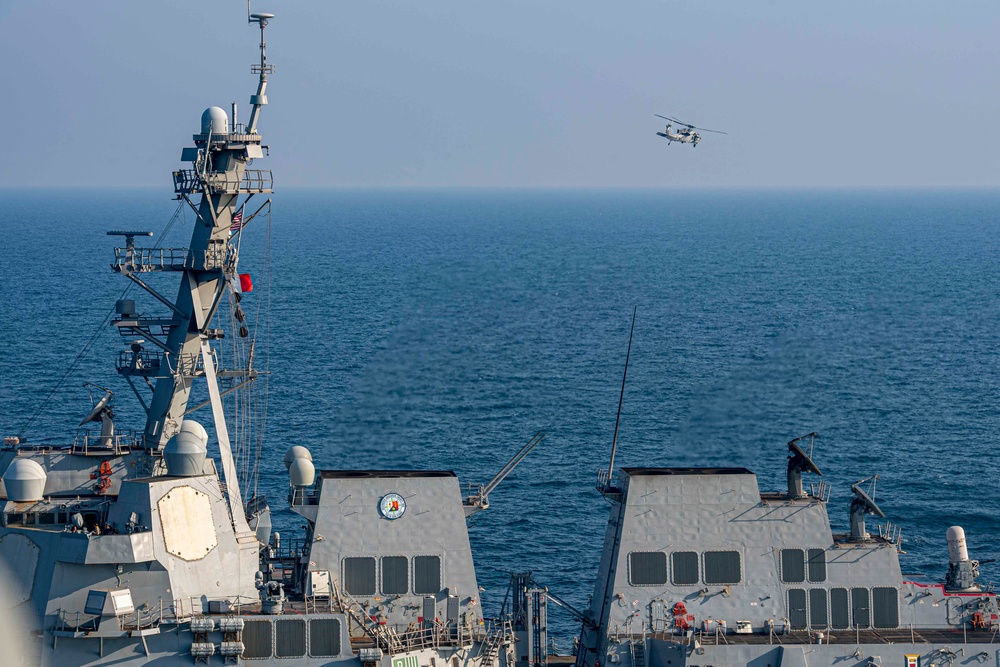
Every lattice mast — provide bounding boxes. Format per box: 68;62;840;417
112;12;275;534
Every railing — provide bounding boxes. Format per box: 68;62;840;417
168;595;258;621
335;578;501;656
112;245;231;272
115;351;206;379
808;481;832;502
363;619;495;656
116;350;163;377
596;469;621;494
53;599;164;635
71;430;140;455
463;482;487;509
173;169;273;195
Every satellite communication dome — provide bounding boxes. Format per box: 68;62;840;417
179;420;210;447
2;459;47;502
201;107;229;135
163;431;207;477
289;457;315;487
283;445;312;470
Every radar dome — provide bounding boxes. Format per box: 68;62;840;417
2;459;47;502
201;107;229;135
283;445;312;470
179;420;209;447
163;431;207;477
289;457;315;487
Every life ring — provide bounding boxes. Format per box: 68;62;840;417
672;602;687;617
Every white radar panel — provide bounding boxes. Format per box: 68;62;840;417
379;492;406;520
158;485;218;561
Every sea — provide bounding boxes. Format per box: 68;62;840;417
1;187;998;647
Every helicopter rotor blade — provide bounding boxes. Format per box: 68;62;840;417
665;116;696;129
655;113;727;135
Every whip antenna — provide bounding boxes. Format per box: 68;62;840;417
606;306;636;488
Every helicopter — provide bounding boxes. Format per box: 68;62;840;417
655;114;726;147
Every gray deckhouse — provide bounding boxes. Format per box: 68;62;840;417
575;438;999;667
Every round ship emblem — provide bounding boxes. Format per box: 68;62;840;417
379;493;406;520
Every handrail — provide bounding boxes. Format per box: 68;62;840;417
173;169;273;195
112;245;232;272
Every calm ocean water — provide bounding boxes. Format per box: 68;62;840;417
1;188;998;645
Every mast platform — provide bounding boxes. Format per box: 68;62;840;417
112;245;233;272
172;168;273;195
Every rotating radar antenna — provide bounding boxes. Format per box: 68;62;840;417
849;475;886;541
786;432;822;498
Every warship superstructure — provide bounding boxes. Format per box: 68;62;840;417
0;11;519;667
572;432;999;667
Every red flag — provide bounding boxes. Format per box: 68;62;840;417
239;273;253;293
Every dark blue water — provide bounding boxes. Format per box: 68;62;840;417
1;188;999;647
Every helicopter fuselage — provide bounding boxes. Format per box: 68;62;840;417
656;124;700;146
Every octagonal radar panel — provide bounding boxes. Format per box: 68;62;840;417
158;486;218;561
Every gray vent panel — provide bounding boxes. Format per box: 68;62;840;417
851;588;871;628
628;551;667;586
872;587;899;629
830;588;849;629
414;555;441;594
242;620;272;659
703;551;741;584
781;549;805;583
671;551;699;585
275;619;306;658
809;588;828;629
344;557;376;595
788;589;807;629
807;548;827;582
310;618;342;657
381;556;408;594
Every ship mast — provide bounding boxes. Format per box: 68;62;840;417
112;13;275;536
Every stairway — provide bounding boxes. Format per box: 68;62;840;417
630;639;646;667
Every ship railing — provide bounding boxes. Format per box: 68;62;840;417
167;595;258;621
368;618;492;655
116;350;164;377
112;245;232;272
119;599;164;631
463;482;487;508
270;537;307;561
52;599;163;634
337;580;491;655
808;481;832;502
113;318;174;338
117;351;207;379
173;168;274;195
596;469;622;496
289;484;319;506
52;609;99;633
877;520;902;545
71;430;140;456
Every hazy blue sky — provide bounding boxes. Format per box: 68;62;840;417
2;1;998;188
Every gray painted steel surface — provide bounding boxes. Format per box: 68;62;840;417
0;12;513;667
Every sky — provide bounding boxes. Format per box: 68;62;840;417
1;1;999;188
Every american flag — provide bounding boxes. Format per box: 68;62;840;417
230;208;245;233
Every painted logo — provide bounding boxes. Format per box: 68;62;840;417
904;655;920;667
393;656;419;667
379;493;406;520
